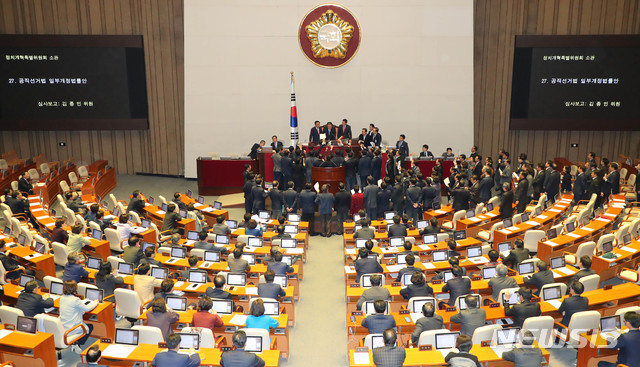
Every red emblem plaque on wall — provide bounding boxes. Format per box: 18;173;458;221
298;4;361;68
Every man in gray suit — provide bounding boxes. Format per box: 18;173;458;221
372;328;406;367
228;247;250;273
523;260;554;296
441;266;471;306
355;248;383;284
449;294;487;337
502;330;545;367
151;333;200;367
361;299;396;334
220;330;265;367
411;302;444;344
363;176;379;219
257;270;286;300
122;237;144;267
488;264;518;302
354;218;375;239
501;239;530;269
356;274;390;310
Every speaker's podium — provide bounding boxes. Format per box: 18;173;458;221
312;166;345;194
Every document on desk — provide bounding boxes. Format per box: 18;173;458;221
525;221;539;226
202;207;214;212
193;203;204;208
380;247;398;254
507;226;520;231
245;287;259;296
418;244;431;251
581;227;596;232
286;248;304;255
0;329;13;340
468;217;481;223
547;299;562;310
409;312;422;323
620;246;638;254
345;248;356;255
344;266;355;274
596;217;610;222
486;212;497;217
543;240;557;247
385;265;404;272
102;344;137;358
27;253;43;259
434;210;447;214
537;215;548;220
156;210;166;215
174;281;185;288
467;257;489;264
555;267;574;276
423;262;436;270
548;208;561;213
566;233;581;238
36;215;49;220
353;351;371;365
229;314;248;326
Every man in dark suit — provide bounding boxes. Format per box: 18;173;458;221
354;219;375;240
127;190;146;215
442;266;471;306
338;118;352;140
450;294;487;337
376;183;391;219
251;179;269;214
358;150;373;186
479;168;494;203
270;135;283;150
468;175;480;208
419;144;434;159
606;162;621;196
16;280;54;317
411;303;444;344
504;287;541;327
363;176;379;219
268;180;284;218
388;215;407;237
280;150;293;188
390;178;405;214
266;251;294;275
344;152;358;190
354;249;383;285
543;161;560;202
373;328;406;367
502;330;545;367
18;172;34;194
282;181;298;213
361;299;396;334
419;217;440;235
396;135;409;161
220;330;265;367
257;270;286;300
309;120;325;145
243;174;255;214
573;165;587;204
77;344;109;367
523;260;554;296
448;177;471;212
568;256;597;290
371;150;383;182
315;184;334;237
334;182;351;234
598;311;640;367
499;183;514;219
205;275;235;309
151;333;200;367
299;183;317;235
557;281;589;327
5;190;28;215
305;150;320;183
370;127;382;147
501;239;530;269
122;237;145;267
531;164;545;200
404;178;423;225
248;140;265;160
515;171;530;213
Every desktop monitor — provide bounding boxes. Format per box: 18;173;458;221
211;299;233;314
160;203;168;212
503;218;513;228
227;219;238;229
389;237;404;247
416;220;427;229
466;245;482;258
486;203;494;211
186;190;193;198
50;281;64;295
422;234;438;245
498;241;511;253
227;273;247;286
542;285;562;301
141;219;151;228
242;253;256;265
247;237;263;248
262;301;280;316
442;271;454;283
178;333;200;350
186;231;199;241
435;332;460;350
482;266;497;279
371;335;385;349
198;196;205;204
117;262;134;275
188;270;208;284
602;241;614;253
284;224;298;234
171;247;187;259
273;275;288;288
16;316;37;334
91;229;102;240
355;239;368;249
33;241;46;254
86;256;102;270
402;273;414;285
546;228;557;240
550;256;565;269
280;238;297;249
213;201;222;210
85;288;104;303
432;250;448;262
458;294;481;310
244;336;263;353
115;328;139;346
566;221;576;233
287;213;301;222
19;274;34;287
166;296;187;311
466;209;475;219
179;210;187;219
495;328;520;345
258;210;271;220
518;262;535;275
396;253;408;265
384;211;395;220
453;230;467;241
204;251;221;263
151;267;169;280
215;234;230;245
17;234;27;246
600;316;621;331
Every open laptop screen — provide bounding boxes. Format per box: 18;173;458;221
550;256;565;269
542;285;562;301
85;288;104;303
211;299;233;314
244;336;263;353
518;262;535;275
86;256;102;270
115;328;139;345
280;238;297;248
482;266;497;279
227;273;247;286
151;267;169;280
422;234;438;244
178;333;199;350
466;245;482;258
166;296;187;311
204;251;221;262
435;332;460;350
600;316;621;331
16;316;37;334
389;237;404;247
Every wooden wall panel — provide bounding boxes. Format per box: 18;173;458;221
474;0;640;165
0;0;184;175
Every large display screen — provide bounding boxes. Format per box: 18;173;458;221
510;35;640;130
0;35;148;130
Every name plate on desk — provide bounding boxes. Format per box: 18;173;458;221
481;341;491;347
350;283;361;288
431;279;442;285
604;284;613;290
221;347;233;352
158;342;167;348
355;347;369;353
100;338;112;343
419;345;432;351
446;307;456;312
392;282;401;287
489;303;501;308
352;311;363;316
471;276;482;281
399;309;409;315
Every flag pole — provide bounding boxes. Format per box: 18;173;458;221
290;71;299;147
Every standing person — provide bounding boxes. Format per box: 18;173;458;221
363;176;379;219
334;182;351;235
350;185;365;215
499;183;514;219
282;181;298;213
305;150;320;184
396;135;409;161
573;165;587;204
243;174;255;214
315;184;334;237
358;149;373;187
344;152;359;191
251;178;269;214
280;151;293;193
376;182;391;219
249;140;265;160
292;157;305;192
299;183;317;235
514;171;530;213
385;150;398;180
371;150;383;182
272;147;282;188
561;165;572;193
309;120;325;145
270;135;283;151
390;176;405;214
60;280;98;354
605;162;620;196
338;118;352;141
479;167;494;203
543;161;561;202
531;163;545;201
404;178;422;225
269;180;284;218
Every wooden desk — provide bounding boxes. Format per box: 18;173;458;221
423;205;454;226
83;341;281;366
7;245;55;280
179;194;229;224
456;208;504;238
80;167;117;200
578;331;619;367
591;239;640;281
0;162;36;194
0;326;57;367
143;205;196;232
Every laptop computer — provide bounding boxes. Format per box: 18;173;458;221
85;288;104;303
486;203;494;211
17;234;27;246
166;295;188;311
432;202;442;210
281;255;293;266
466;245;482;259
215;234;230;245
602;240;614;254
432;250;448;262
423;234;438;245
186;231;199;241
453;230;467;241
211;299;234;314
542;285;563;305
227;219;238;230
442;270;454;283
355;238;368;249
203;251;221;263
273;274;288;288
148;196;154;205
287;213;301;222
396;253;408;265
549;256;566;270
244;335;263;353
141;219;151;229
416;220;427;230
177;333;200;351
364;300;389;315
186;190;193;198
503;217;513;228
198;196;205;204
151;267;169;280
411;298;435;313
213;201;222;210
187;270;208;288
247;237;263;248
482;266;497;279
166;247;187;263
492;327;520;357
227;273;247;286
521;212;530;222
435;332;460;350
518;262;535;275
389;237;405;247
160;203;168;212
534;206;542;217
179;210;188;219
498;241;511;256
3;226;10;236
384;211;395;221
565;221;576;233
86;256;102;271
262;300;280;316
280;238;297;249
117;262;134;276
600;315;622;339
466;209;475;219
242;253;256;265
623;234;632;245
114;328;139;346
19;274;34;287
284;224;298;234
33;241;46;254
258;210;271;221
50;281;64;296
16;316;37;334
353;214;361;222
458;294;481;310
546;228;558;240
361;274;376;288
142;242;155;252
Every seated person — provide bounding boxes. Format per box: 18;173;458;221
140;246;163;267
483;249;501;268
65;191;84;213
258;269;286;300
433;256;467;280
356;274;391;311
0;239;26;280
51;218;69;244
60;280;97;354
83;203;100;222
566;255;596;294
361;299;396;334
192;296;224;332
401;214;411;228
62;253;88;282
399;241;419;257
212;214;231;235
152;279;176;304
500;238;530;268
400;271;433;300
557;281;588;327
244;219;263;237
180;255;210;281
598;311;640;367
446;239;461;258
146;298;179;341
419;217;441;235
91;210;111;232
272;225;292;240
266;251;294;275
122;236;144;267
350;239;380;262
504;287;541;327
16;279;54;317
245;299;278;333
220;330;265;367
95;261;125;298
161;203;181;234
205;275;235;308
151;333;200;367
228;247;251;273
238;213;252;228
355;248;383;283
450;294;486;337
503;330;545;366
127;190;146;215
411;302;443;344
354;219;375;240
396;254;421;282
523;260;554;296
133;263;163;304
162;233;182;247
372;328;405;367
114;214;133;241
444;335;481;367
441;266;471;307
80;344;108;367
388;215;407;237
488;264;518;302
193;230;213;250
